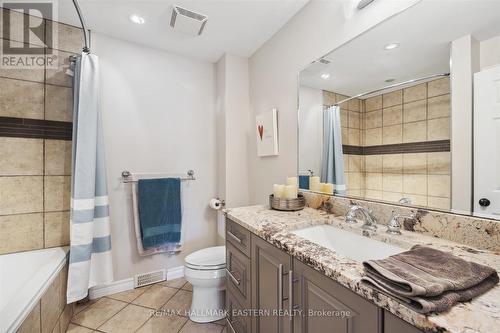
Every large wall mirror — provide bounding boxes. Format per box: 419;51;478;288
298;1;500;219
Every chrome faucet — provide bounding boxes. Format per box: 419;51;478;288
386;212;416;235
345;204;378;231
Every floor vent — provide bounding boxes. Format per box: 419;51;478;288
134;269;166;288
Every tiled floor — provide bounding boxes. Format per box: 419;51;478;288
66;277;227;333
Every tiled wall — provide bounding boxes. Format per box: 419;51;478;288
0;7;84;254
17;262;74;333
321;77;451;210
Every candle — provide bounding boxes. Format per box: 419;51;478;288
286;177;298;188
273;184;285;199
284;185;298;199
310;176;320;192
322;183;334;194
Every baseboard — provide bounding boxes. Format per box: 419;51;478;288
88;265;185;299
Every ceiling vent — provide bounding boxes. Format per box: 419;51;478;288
170;5;208;36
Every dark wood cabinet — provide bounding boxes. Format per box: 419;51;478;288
251;234;292;333
293;259;381;333
225;217;423;333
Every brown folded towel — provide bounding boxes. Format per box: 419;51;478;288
361;245;499;314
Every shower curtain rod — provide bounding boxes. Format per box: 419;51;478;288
334;73;450;107
72;0;90;53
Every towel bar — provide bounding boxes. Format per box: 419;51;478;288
121;170;195;183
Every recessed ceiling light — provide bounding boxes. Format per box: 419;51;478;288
129;14;145;25
320;73;330;80
384;43;399;50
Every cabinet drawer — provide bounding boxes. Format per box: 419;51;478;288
227;289;252;333
226;241;251;308
226;218;251;257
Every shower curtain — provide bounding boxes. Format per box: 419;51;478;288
321;105;346;194
67;53;113;303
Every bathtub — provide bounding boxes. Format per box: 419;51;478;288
0;247;69;333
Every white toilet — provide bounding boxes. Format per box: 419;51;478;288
184;245;226;323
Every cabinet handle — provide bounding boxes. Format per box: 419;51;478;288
227;230;243;244
226;269;241;286
278;264;284;333
226;318;237;333
288;270;293;322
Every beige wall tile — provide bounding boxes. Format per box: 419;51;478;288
340;109;348;128
365;155;382;172
402;193;428;207
59;304;73;332
348;111;360;129
365;173;383;190
0;213;43;254
49;22;85;53
403;153;427;174
403;174;427;195
428;175;451;197
365;96;382;111
1;9;45;45
45;140;72;176
428;77;450;97
45;85;73;121
427;196;451;210
0;77;44;119
382;191;403;203
382;124;402;144
403;100;426;123
349;99;360;112
41;271;62;333
403;83;427;103
383;173;403;192
427;152;451;174
0;138;43;175
427;117;450;141
44;211;70;247
364;110;382;129
365;190;383;200
383;105;402;126
347;189;363;197
45;49;75;87
403;121;427;143
427;94;450;119
323;91;336;106
343;154;349;172
382;154;402;173
17;301;41;333
382;90;402;108
341;127;348;144
0;176;43;214
44;176;71;212
348;128;360;146
349;155;363;172
348;172;363;189
364;128;382;146
0;40;44;82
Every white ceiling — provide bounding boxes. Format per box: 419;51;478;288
300;0;500;97
57;0;309;62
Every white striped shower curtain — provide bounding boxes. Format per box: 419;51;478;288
67;53;113;303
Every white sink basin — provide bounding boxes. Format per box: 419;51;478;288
291;225;405;262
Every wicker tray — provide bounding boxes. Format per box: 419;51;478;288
269;193;305;211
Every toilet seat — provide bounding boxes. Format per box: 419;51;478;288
184;246;225;270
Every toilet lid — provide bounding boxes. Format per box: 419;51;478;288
184;246;226;269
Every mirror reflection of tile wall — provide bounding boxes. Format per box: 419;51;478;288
323;77;451;210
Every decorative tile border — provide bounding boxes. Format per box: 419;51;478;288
0;116;72;140
343;140;450;155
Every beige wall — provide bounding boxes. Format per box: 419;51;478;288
0;8;83;255
248;0;420;204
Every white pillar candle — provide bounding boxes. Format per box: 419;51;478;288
286;177;298;188
284;185;298;199
273;184;285;199
322;183;334;194
309;176;320;192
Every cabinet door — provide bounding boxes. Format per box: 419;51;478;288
227;289;252;333
251;234;292;333
384;311;424;333
293;259;381;333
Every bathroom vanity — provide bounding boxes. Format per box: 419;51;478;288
224;206;500;333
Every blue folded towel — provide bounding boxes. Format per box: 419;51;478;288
138;178;181;249
299;175;310;190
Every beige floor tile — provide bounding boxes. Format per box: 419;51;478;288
98;304;152;333
74;299;98;315
181;283;193;292
179;320;224;333
106;287;149;303
161;289;192;316
136;314;188;333
133;285;178;309
65;323;93;333
71;298;127;329
160;277;187;289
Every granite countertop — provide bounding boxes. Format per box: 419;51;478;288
225;205;500;333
